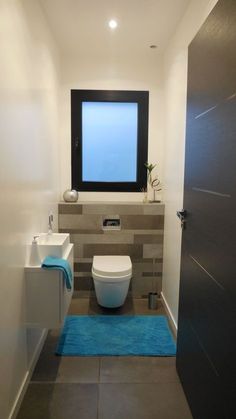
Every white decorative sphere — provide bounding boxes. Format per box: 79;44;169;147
63;189;79;202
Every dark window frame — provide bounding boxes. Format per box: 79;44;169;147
71;89;149;192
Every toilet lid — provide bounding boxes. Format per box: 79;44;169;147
92;255;132;277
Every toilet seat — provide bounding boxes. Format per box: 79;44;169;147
92;255;132;307
92;255;132;278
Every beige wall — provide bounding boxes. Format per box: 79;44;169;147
162;0;219;327
0;1;60;418
59;53;164;202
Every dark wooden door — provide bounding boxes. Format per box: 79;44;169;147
176;1;236;418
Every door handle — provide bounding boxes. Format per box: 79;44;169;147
177;209;187;229
177;209;187;220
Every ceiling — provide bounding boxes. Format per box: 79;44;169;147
39;0;190;58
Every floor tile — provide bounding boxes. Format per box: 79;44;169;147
23;297;189;419
68;295;165;316
56;357;100;383
32;336;99;383
98;382;193;419
45;328;61;341
88;296;135;315
68;297;90;314
16;383;98;419
100;356;178;383
87;296;164;315
31;335;61;382
133;298;165;315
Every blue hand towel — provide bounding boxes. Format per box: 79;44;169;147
42;256;73;290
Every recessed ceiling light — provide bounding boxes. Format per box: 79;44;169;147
108;19;118;29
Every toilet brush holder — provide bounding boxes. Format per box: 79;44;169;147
148;292;158;310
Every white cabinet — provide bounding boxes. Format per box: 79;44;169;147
25;244;74;328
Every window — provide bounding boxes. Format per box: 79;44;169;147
71;90;149;192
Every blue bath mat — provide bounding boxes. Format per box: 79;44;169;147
56;315;176;356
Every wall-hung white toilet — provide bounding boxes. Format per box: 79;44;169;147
92;255;132;308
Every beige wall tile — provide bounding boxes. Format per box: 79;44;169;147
82;203;164;215
83;244;143;258
60;228;104;234
143;204;165;215
82;204;144;215
143;244;163;259
74;244;84;258
70;232;133;245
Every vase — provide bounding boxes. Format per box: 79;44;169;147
63;189;79;202
143;192;148;203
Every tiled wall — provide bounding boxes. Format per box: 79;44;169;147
59;202;164;297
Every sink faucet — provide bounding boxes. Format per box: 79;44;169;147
48;213;53;235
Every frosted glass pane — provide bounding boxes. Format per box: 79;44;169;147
82;102;138;182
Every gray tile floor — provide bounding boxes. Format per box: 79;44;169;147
16;295;193;419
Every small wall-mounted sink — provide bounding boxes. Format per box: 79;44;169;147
25;240;74;328
37;233;70;259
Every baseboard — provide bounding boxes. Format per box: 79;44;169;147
161;292;178;338
8;329;48;419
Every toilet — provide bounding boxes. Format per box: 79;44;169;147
92;255;132;308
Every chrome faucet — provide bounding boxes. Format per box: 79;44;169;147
48;213;53;235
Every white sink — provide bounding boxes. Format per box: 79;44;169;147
37;233;70;259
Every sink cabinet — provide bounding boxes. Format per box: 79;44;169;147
25;244;74;328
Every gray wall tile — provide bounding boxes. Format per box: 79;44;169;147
74;277;93;291
59;203;82;214
134;234;164;244
132;262;163;273
142;272;162;277
59;214;102;230
121;215;164;230
122;229;163;235
132;276;162;297
74;262;92;272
